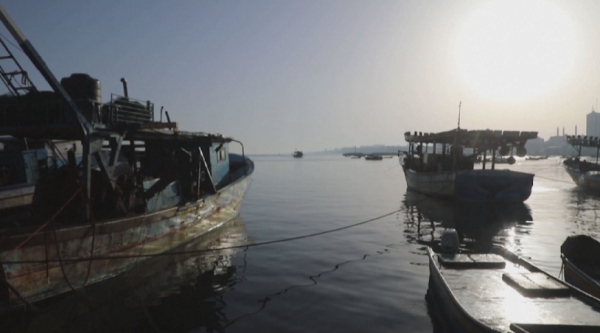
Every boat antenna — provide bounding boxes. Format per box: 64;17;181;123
457;101;461;129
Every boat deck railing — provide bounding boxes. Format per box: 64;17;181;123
106;94;154;125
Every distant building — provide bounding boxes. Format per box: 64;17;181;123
545;135;571;156
587;110;600;137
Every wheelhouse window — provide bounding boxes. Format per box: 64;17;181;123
217;149;226;162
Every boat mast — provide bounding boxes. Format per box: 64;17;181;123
457;101;461;129
453;102;461;170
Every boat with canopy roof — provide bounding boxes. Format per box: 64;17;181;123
401;128;538;202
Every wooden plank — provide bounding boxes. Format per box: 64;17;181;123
438;253;505;269
503;273;570;297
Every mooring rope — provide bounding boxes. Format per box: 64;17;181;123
2;183;449;265
4;163;573;265
1;185;86;263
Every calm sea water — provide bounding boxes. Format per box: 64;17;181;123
3;154;600;332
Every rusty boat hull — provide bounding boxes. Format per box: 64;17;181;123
0;157;253;308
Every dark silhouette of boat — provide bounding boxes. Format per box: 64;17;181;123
293;150;303;158
561;234;600;299
364;154;383;160
0;6;253;310
401;128;537;201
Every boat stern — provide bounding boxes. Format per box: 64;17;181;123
455;170;534;202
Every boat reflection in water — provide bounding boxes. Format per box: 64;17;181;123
2;217;249;333
403;191;532;252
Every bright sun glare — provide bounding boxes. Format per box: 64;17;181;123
455;0;576;102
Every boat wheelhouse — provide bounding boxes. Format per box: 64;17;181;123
401;129;538;202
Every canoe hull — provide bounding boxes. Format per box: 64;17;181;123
562;257;600;299
427;250;501;333
427;246;600;333
561;235;600;299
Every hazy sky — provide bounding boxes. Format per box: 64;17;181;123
2;0;600;154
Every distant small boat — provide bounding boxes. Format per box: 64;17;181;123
428;241;600;332
293;150;303;158
561;235;600;299
526;155;548;161
364;154;382;160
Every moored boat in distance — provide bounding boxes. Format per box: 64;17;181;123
0;6;254;310
525;155;548;161
293;150;303;158
561;235;600;299
401;129;538;202
364;154;382;160
427;241;600;333
563;135;600;191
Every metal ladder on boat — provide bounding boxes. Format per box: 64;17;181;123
0;36;36;96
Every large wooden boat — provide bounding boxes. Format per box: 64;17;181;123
563;135;600;191
427;244;600;333
401;129;538;202
561;234;600;299
0;6;253;310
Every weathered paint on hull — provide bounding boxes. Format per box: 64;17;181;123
0;170;252;307
404;169;455;198
403;169;533;202
0;183;34;210
564;166;600;191
562;257;600;299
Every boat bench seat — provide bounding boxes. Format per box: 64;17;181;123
438;253;506;269
503;272;570;298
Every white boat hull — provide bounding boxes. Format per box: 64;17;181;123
564;165;600;190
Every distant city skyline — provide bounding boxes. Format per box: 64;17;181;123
587;110;600;137
2;1;600;154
